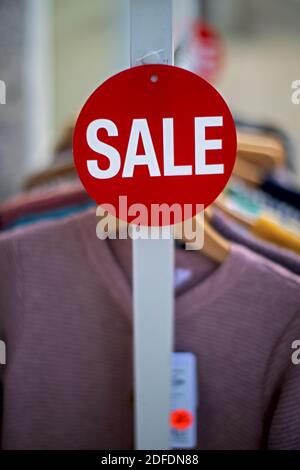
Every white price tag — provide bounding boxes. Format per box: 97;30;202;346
171;352;198;449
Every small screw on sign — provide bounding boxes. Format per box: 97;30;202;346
170;409;194;431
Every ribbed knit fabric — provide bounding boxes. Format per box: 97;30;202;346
0;207;300;450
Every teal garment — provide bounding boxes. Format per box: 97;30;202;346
5;200;96;231
225;186;262;219
224;180;300;228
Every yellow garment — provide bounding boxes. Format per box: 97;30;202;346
252;216;300;255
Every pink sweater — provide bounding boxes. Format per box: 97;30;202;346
0;208;300;449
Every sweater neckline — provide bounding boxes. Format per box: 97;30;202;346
77;209;248;321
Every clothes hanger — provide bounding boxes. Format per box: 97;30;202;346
97;208;230;265
232;157;265;186
24;161;76;189
213;196;253;228
237;130;285;169
232;130;286;187
24;120;76;189
55;119;75;153
219;128;288;221
199;213;230;263
173;214;230;264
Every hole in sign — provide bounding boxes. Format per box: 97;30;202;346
150;74;158;83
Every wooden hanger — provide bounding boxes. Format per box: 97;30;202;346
24;119;76;189
208;130;285;188
237;130;285;169
213;195;253;229
233;157;265;186
232;130;286;187
55;120;75;153
200;214;230;263
176;212;230;263
24;161;76;189
98;208;230;264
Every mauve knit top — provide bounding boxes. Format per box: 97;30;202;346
0;208;300;450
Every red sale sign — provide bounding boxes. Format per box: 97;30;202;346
73;64;236;226
192;21;224;82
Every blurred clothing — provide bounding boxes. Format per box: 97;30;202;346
262;177;300;211
212;209;300;275
0;181;88;229
1;209;300;449
4;201;94;230
252;216;300;255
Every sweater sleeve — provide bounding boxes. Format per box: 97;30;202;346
0;235;24;448
0;236;14;363
0;235;23;341
265;309;300;450
0;236;15;445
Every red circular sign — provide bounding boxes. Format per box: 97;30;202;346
193;21;225;82
170;409;194;431
73;64;236;226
